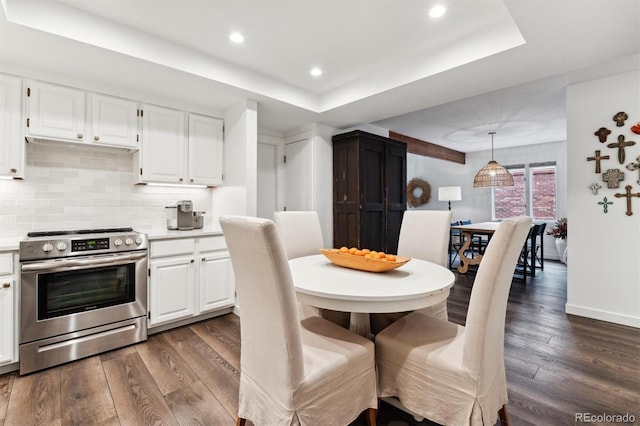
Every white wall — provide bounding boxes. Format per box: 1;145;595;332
566;69;640;328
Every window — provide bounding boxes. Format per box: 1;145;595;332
493;162;556;220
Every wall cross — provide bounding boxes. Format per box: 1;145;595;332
614;185;640;216
587;150;609;173
602;168;625;188
607;134;636;164
626;155;640;185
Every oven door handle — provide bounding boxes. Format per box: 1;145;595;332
21;252;147;273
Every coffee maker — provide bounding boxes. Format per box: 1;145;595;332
166;200;194;230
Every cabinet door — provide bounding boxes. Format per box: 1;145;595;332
27;80;86;142
188;114;223;185
0;74;24;178
140;104;186;183
149;256;195;326
0;276;14;365
333;139;360;249
198;252;234;313
91;93;139;148
360;137;386;252
385;140;407;255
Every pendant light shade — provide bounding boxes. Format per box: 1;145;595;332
473;132;514;187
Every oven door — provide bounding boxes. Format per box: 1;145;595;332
20;251;147;344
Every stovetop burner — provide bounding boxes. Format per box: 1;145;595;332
27;227;134;238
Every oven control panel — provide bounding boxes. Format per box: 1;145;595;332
20;232;149;261
72;238;110;252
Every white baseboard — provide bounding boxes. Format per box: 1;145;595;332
565;303;640;328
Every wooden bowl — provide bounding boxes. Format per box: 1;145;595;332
319;248;411;273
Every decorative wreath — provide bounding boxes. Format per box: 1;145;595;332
407;177;431;208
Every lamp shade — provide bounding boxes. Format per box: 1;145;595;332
473;161;514;187
473;131;514;188
438;186;462;201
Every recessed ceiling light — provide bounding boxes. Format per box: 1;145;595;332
229;32;245;43
310;67;323;77
429;4;446;18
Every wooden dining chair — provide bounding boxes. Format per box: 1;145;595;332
274;210;350;327
221;216;378;426
375;216;532;426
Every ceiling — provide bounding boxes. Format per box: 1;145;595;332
1;0;638;152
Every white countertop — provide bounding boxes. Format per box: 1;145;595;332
145;227;223;240
0;238;21;252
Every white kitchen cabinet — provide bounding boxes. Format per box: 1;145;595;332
149;254;196;325
137;104;187;184
0;252;17;366
199;241;234;313
90;93;139;149
26;80;87;143
0;74;24;179
136;105;223;186
148;235;234;328
188;113;224;185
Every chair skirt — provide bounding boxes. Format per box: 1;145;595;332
376;312;508;426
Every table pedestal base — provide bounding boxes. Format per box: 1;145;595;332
350;312;372;338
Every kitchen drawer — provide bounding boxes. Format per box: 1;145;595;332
0;254;12;275
150;239;195;258
198;236;227;252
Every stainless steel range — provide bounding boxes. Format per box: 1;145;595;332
19;228;148;375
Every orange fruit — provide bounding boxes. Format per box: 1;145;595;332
348;247;357;254
339;246;349;253
387;254;397;261
355;249;365;256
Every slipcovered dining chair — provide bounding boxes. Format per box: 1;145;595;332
273;211;324;260
274;210;350;327
375;216;532;426
220;216;378;426
371;210;453;334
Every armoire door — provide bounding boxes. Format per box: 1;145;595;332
359;137;386;252
333;139;360;249
385;140;407;254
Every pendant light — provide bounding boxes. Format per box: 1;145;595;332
473;131;514;187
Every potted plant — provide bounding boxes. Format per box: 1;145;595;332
547;217;567;264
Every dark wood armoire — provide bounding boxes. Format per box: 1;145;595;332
332;130;407;254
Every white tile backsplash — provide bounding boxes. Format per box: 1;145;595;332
0;142;214;238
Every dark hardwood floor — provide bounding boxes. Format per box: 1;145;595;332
1;260;638;425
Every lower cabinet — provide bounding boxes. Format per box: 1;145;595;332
0;252;17;367
148;235;234;328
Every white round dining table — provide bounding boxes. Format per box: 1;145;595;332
289;254;456;337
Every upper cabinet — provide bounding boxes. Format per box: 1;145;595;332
26;80;87;143
25;80;140;150
0;74;24;179
90;93;139;148
138;104;187;184
135;105;224;186
188;113;223;186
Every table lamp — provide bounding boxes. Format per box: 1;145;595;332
438;186;462;211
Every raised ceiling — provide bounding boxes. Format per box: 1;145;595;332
1;0;639;152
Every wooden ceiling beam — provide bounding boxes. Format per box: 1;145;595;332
389;131;465;165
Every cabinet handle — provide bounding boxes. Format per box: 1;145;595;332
179;178;184;182
2;283;10;289
201;257;206;261
190;259;195;263
94;136;100;141
77;133;84;139
10;168;17;173
190;178;194;183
